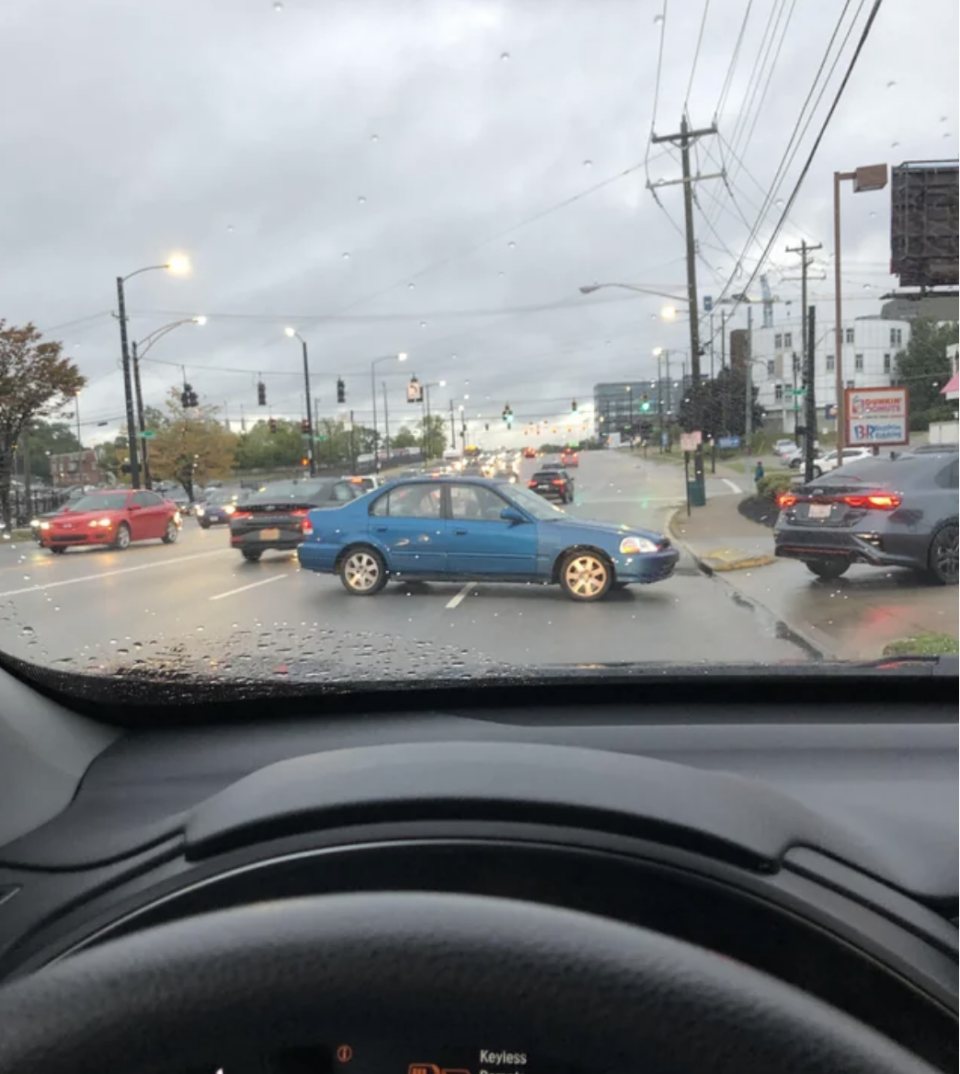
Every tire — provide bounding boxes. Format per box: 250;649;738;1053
811;466;822;479
805;559;850;580
113;523;131;551
50;546;66;555
339;546;388;596
926;523;959;585
559;550;613;602
199;520;211;530
241;549;262;563
162;519;179;544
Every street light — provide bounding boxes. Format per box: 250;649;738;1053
370;352;407;472
833;164;888;451
284;327;316;476
115;255;191;488
579;281;688;303
132;316;206;488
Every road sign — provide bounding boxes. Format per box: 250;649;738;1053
139;430;156;439
845;386;908;447
679;431;702;452
824;403;838;420
717;435;741;449
703;295;713;312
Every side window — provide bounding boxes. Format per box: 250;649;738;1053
450;484;508;521
370;484;442;519
133;491;160;507
935;460;959;489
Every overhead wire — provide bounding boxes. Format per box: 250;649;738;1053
713;0;754;122
725;0;787;162
683;0;712;112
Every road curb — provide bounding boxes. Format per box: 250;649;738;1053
667;508;827;661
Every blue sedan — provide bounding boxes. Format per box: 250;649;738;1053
297;476;678;602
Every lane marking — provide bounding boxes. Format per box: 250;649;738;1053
445;582;475;608
0;549;232;599
721;478;743;494
208;575;288;602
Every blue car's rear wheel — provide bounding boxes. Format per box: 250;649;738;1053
559;550;613;602
340;546;388;596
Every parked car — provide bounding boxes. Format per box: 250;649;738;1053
773;449;959;584
784;446;824;469
773;439;797;457
38;489;181;553
297;476;678;602
811;447;873;478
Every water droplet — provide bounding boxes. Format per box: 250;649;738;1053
653;13;664;24
357;195;366;205
342;251;351;260
370;133;379;143
273;0;283;9
891;140;899;148
20;626;34;637
226;225;234;233
22;575;30;581
886;80;896;88
507;240;516;249
407;281;415;289
583;159;593;168
420;321;428;328
499;51;510;61
498;270;505;278
196;626;204;632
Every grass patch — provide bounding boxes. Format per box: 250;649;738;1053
882;633;959;657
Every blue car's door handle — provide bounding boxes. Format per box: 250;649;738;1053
374;525;388;533
453;528;468;536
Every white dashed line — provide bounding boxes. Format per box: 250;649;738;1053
208;575;288;602
0;550;232;599
445;583;475;608
721;478;743;494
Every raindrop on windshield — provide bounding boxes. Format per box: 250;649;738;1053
507;240;516;249
408;281;415;289
342;251;351;260
357;195;366;205
370;133;379;143
583;159;593;168
499;51;510;61
420;321;428;328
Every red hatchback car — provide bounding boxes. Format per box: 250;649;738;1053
39;489;182;554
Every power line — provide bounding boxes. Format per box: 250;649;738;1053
684;0;712;111
726;0;787;161
713;0;754;121
706;0;888;334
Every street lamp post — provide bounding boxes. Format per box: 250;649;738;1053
421;380;446;461
133;315;206;489
833;164;888;451
284;327;316;476
115;256;190;487
370;353;407;472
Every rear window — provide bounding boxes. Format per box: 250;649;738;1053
245;481;333;505
532;470;566;480
815;455;941;486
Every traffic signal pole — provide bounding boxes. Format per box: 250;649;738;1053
299;338;316;476
115;276;141;488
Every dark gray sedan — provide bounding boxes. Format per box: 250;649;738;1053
773;448;958;584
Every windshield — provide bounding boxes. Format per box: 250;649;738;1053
0;3;957;692
68;493;129;513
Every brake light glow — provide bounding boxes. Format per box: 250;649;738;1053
551;478;566;486
527;480;537;488
777;493;798;508
301;517;313;535
231;510;251;519
840;493;901;510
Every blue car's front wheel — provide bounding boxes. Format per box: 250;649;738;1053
559;550;613;602
339;546;389;596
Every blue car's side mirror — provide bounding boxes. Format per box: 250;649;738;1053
500;507;526;524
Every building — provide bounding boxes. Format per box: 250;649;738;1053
49;449;102;488
744;315;912;434
593;376;693;439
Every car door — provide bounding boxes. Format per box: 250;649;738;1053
136;491;169;538
126;492;155;540
446;483;538;577
368;483;447;574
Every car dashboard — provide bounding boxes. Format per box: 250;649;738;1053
0;661;956;1072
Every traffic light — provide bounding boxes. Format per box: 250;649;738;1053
180;383;198;408
268;417;278;434
336;377;346;404
502;403;513;427
407;376;423;403
300;457;309;468
640;394;651;412
571;399;578;412
257;381;267;406
301;418;310;434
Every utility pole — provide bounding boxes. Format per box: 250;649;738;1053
804;305;817;484
785;239;822;452
349;409;356;472
381;382;391;464
651;117;719;489
131;340;151;489
115;278;140;488
449;399;456;449
744;305;754;449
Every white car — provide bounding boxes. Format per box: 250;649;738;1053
773;439;796;458
811;447;874;478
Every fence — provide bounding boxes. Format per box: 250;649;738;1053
3;487;71;528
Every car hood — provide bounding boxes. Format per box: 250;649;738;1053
547;516;666;543
49;509;124;525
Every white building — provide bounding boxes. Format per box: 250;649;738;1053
747;315;912;434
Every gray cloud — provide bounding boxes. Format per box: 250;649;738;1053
1;0;955;440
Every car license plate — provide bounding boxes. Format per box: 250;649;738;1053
808;504;831;519
259;528;280;540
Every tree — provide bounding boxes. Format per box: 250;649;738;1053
390;426;419;449
96;435;129;484
677;366;763;440
235;419;304;471
0;321;85;526
893;319;958;430
23;420;81;481
416;414;448;460
148;389;236;499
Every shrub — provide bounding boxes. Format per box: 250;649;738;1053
756;473;793;502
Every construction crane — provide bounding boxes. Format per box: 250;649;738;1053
760;273;775;328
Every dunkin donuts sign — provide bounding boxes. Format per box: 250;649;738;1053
844;387;909;447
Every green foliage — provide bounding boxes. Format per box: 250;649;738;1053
755;472;793;502
390;426;418;449
24;420;81;480
147;389;236;498
894;318;958;430
0;321;85;524
677;365;764;438
417;414;448;460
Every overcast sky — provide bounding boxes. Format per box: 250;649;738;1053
1;0;956;445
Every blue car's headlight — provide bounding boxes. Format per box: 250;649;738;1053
619;535;659;554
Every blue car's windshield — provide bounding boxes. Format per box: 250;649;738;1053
507;485;566;521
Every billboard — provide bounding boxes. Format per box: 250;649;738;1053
845;387;909;447
890;161;959;288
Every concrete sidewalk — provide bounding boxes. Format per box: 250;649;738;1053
668;492;959;660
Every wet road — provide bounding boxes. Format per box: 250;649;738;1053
0;450;942;681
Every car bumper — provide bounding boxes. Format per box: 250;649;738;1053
297;544;339;573
614;548;679;584
773;527;923;570
230;531;304;552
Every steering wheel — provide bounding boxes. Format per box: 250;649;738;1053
0;892;936;1073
